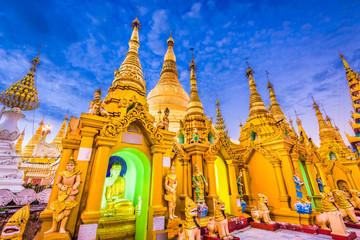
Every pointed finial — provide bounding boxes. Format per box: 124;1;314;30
189;48;197;71
167;30;174;47
245;57;249;67
30;44;43;73
338;49;344;59
64;112;69;121
245;57;254;77
131;6;141;30
312;96;319;109
266;70;273;89
216;99;220;107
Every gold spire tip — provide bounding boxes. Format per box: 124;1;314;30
189;48;197;71
245;57;254;77
30;44;43;73
131;6;141;30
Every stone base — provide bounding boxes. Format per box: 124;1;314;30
228;216;248;232
318;228;332;236
331;231;357;240
97;214;136;240
344;222;360;229
272;209;316;225
278;222;318;234
43;232;72;240
203;235;239;240
250;222;279;231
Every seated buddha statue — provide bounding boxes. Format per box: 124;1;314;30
103;162;134;216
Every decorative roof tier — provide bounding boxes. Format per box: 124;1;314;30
246;61;268;117
186;49;204;115
215;99;228;136
22;118;44;158
147;33;189;131
51;114;68;151
113;16;145;91
266;71;286;123
340;52;360;149
0;48;41;111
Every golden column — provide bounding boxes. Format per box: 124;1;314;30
204;154;217;197
345;169;357;189
304;160;322;211
39;138;79;239
81;136;117;224
271;160;290;209
226;159;242;215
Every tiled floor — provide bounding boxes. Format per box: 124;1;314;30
231;226;360;239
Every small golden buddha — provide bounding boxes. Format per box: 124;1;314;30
103;162;134;216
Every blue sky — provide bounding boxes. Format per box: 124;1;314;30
0;0;359;147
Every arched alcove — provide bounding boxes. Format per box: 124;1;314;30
214;156;231;214
101;148;150;240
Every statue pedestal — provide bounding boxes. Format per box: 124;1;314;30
250;222;279;231
0;109;25;193
166;218;181;239
43;232;72;240
331;231;357;240
97;215;136;240
345;222;360;229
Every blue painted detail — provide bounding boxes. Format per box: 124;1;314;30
294;201;312;214
241;201;247;213
107;156;127;177
197;203;208;218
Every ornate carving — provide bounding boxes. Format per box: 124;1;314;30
37;188;52;204
102;103;163;145
241;141;279;164
172;140;184;158
208;134;237;160
13;189;37;205
0;189;14;206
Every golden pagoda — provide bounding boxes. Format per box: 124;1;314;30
340;53;360;152
147;32;189;132
311;98;360;191
50;113;69;151
15;129;25;153
22;118;44;159
33;13;360;240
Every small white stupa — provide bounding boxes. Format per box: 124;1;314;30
0;47;41;193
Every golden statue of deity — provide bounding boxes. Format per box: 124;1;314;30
103;162;134;216
164;163;178;219
192;164;207;203
89;88;109;116
45;159;81;234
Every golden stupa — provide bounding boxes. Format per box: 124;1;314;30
147;32;189;132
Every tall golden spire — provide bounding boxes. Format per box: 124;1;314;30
339;51;350;71
158;31;179;85
288;114;297;135
186;48;204;115
312;97;333;142
266;71;286;122
147;32;189;131
0;46;42;111
15;129;25;153
246;60;267;117
51;113;69;151
215;99;227;136
295;109;310;143
22;118;44;158
113;13;145;91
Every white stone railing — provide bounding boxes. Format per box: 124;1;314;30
0;188;52;207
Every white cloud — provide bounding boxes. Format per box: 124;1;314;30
182;3;202;19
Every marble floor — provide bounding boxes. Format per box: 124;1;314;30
231;226;360;239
